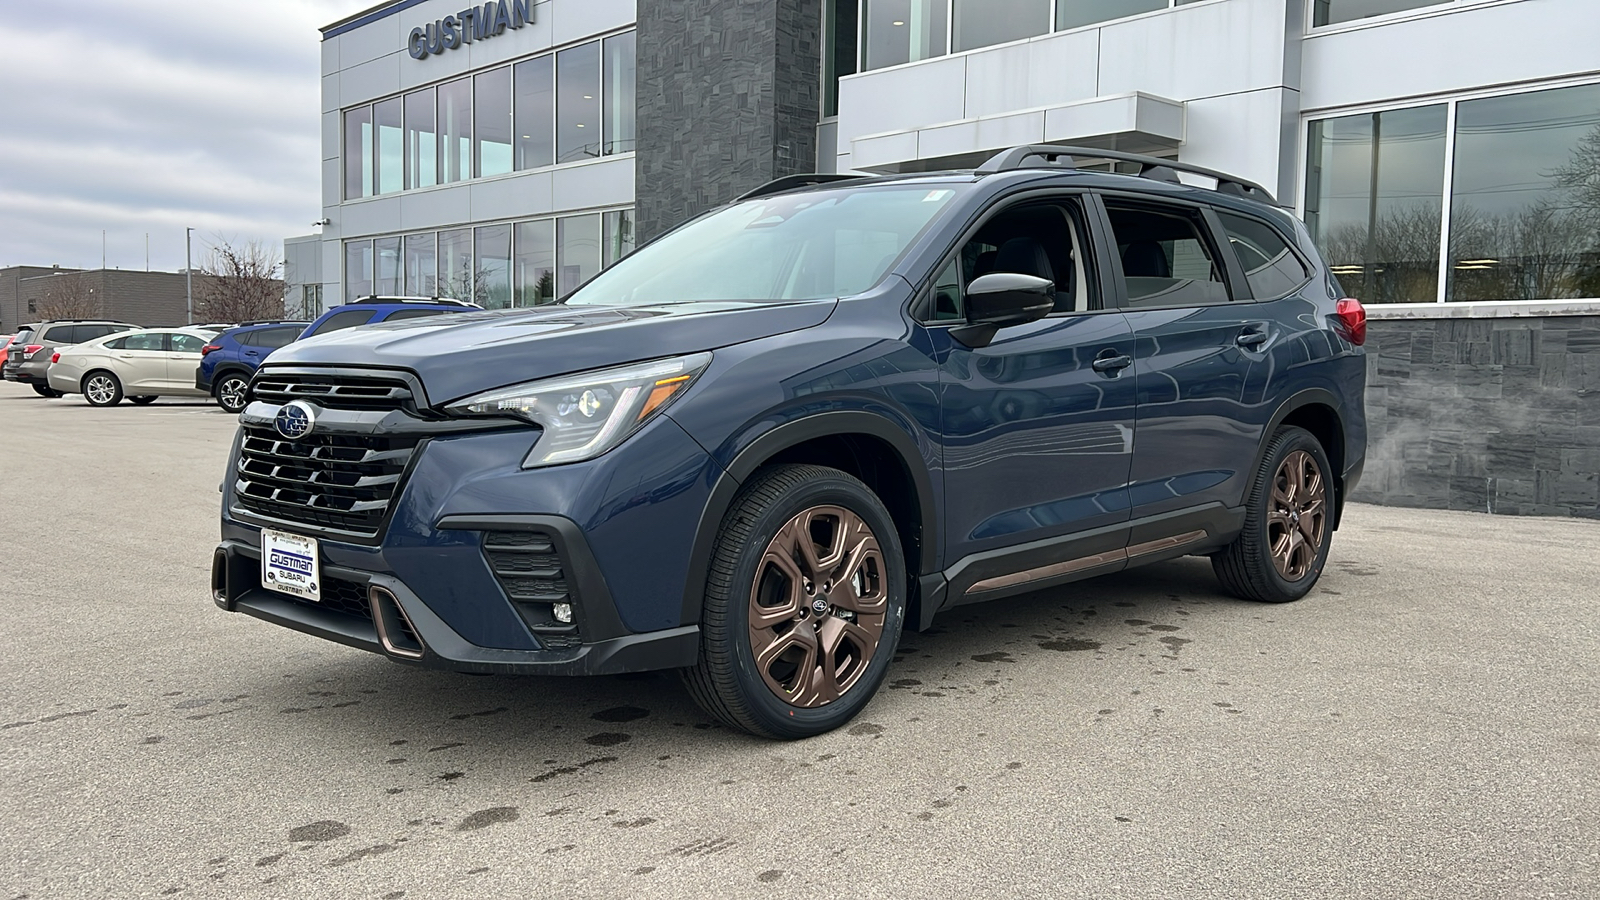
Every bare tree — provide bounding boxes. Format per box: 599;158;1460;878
35;271;101;320
194;237;285;322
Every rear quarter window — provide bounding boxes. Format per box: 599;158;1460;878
256;326;303;348
1217;211;1312;300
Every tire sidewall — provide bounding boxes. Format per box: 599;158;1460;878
721;473;906;738
1252;428;1335;600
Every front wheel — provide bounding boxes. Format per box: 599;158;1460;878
682;464;905;739
31;384;63;398
215;374;249;414
82;371;124;407
1213;426;1335;603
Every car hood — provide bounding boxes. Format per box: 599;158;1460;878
266;299;838;403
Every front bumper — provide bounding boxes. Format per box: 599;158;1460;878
212;527;699;676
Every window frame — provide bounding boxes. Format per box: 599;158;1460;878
1213;209;1316;302
1091;191;1250;311
911;187;1117;326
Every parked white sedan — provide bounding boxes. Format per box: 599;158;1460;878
48;327;221;406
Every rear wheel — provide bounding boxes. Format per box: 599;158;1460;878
31;384;63;398
1213;426;1334;603
215;374;249;413
129;395;158;405
82;371;124;407
682;464;905;739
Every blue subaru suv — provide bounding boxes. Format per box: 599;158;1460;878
198;298;479;412
212;146;1367;739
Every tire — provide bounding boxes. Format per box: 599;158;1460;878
31;384;63;398
682;464;906;740
1212;426;1335;603
215;374;249;414
129;395;158;405
82;371;124;407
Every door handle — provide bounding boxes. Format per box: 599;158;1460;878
1236;329;1269;348
1091;352;1133;374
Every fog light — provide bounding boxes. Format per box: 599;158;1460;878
552;602;573;624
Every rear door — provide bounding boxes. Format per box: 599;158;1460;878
113;332;170;391
1095;194;1270;533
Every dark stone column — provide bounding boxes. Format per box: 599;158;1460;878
635;0;822;242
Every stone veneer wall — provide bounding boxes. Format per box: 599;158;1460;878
1356;312;1600;518
635;0;822;242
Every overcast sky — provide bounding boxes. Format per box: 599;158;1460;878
0;0;351;273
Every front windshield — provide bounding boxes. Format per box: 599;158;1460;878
566;183;963;307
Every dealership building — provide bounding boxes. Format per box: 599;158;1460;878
315;0;1600;517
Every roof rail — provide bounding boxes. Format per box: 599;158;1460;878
975;144;1277;205
736;173;867;202
349;295;477;307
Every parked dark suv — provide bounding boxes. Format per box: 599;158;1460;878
5;319;139;396
213;146;1367;739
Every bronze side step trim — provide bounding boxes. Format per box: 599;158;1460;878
965;529;1210;596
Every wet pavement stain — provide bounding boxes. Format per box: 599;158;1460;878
614;817;656;828
449;707;509;720
530;756;617;783
1039;639;1101;652
1159;636;1192;654
584;732;632;747
329;844;396;867
437;772;465;782
847;722;884;736
971;651;1014;663
288;820;351;843
592;706;650;723
255;854;285;867
457;807;520;831
427;742;465;753
757;870;784;883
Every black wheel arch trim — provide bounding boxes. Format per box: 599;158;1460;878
211;365;253;396
1257;387;1351;528
677;410;940;628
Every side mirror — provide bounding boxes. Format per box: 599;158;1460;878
951;272;1055;348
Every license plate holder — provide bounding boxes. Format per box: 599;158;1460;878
262;529;321;603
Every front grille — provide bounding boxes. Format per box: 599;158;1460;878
252;372;414;411
234;426;419;538
483;530;580;648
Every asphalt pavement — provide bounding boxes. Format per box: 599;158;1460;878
1;380;1595;899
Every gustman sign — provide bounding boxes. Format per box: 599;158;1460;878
408;0;534;60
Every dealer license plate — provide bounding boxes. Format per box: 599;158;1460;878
262;529;321;602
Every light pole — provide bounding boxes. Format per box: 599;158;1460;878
185;227;194;324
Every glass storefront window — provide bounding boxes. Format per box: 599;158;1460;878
344;106;372;200
475;68;513;178
822;0;858;118
344;240;374;302
864;0;947;70
475;224;513;308
438;77;472;185
603;209;635;266
1447;83;1600;303
404;232;436;296
953;0;1050;53
514;220;556;306
374;97;403;195
1057;0;1166;31
603;32;636;155
557;214;602;295
1312;0;1448;28
513;55;555;170
438;228;473;301
1305;105;1448;304
404;88;437;190
374;236;402;296
556;43;601;163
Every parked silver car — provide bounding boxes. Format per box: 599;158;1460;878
48;326;221;406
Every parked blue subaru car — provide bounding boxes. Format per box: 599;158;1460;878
198;298;479;412
212;146;1368;739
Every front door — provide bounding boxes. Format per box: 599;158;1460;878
166;333;209;392
933;195;1138;584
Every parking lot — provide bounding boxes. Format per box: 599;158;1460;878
1;379;1596;899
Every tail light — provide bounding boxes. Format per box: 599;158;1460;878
22;344;44;359
1334;298;1366;346
201;343;223;356
50;352;60;363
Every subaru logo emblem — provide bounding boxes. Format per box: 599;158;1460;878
274;400;317;441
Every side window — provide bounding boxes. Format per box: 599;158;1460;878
1217;211;1311;300
304;309;375;337
102;337;127;350
380;308;450;322
930;260;963;322
43;325;76;343
1104;202;1231;308
170;333;207;353
923;197;1095;323
90;324;127;339
257;327;302;349
124;332;167;351
235;330;261;347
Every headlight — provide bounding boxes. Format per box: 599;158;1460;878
445;352;712;467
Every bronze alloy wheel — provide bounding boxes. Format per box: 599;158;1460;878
747;505;888;707
1267;449;1327;581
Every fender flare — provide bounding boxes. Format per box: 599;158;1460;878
209;364;253;396
1254;387;1349;526
677;410;939;626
